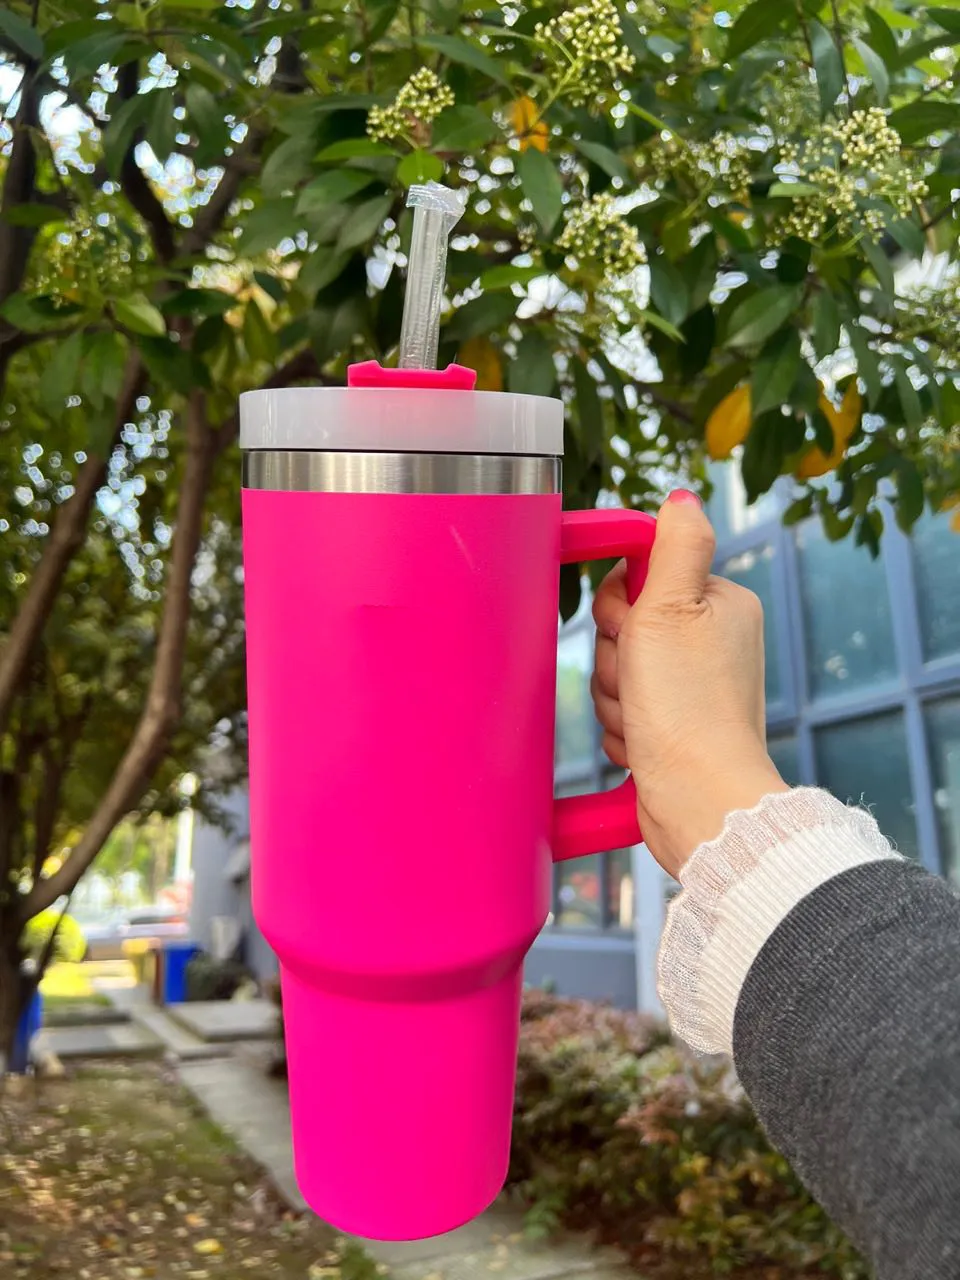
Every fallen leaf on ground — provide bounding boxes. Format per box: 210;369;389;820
194;1238;223;1255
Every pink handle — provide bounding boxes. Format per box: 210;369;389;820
552;509;657;863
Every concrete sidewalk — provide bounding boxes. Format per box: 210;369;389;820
178;1054;637;1280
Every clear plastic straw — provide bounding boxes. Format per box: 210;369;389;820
398;182;466;370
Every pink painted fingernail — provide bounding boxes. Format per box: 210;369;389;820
666;488;701;507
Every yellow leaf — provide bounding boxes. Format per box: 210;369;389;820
193;1240;222;1256
794;381;862;480
705;384;751;460
458;336;503;392
510;96;548;153
951;510;960;533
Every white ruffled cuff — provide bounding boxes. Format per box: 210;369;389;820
657;788;901;1056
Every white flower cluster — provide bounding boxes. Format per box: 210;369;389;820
777;108;928;241
558;192;646;280
367;68;455;142
535;0;636;107
648;131;754;203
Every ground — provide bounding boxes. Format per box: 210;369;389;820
0;1061;378;1280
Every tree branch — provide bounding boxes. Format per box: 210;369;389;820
212;346;323;455
116;62;177;265
0;356;145;739
21;392;217;920
181;131;264;259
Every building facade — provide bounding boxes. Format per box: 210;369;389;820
526;466;960;1012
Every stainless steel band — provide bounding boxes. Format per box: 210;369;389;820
242;451;561;495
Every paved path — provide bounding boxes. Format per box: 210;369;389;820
34;1021;161;1059
178;1054;637;1280
97;981;234;1060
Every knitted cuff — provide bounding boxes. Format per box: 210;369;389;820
657;788;900;1056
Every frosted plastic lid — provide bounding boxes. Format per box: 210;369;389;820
239;387;564;457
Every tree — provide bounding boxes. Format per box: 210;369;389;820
0;0;955;1050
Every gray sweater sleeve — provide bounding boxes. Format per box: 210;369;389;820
733;859;960;1280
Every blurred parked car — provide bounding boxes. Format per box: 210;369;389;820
80;905;188;961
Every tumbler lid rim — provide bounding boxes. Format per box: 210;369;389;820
239;387;564;457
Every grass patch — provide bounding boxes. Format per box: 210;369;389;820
0;1061;378;1280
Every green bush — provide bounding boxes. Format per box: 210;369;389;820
509;991;866;1278
21;909;87;965
183;952;250;1002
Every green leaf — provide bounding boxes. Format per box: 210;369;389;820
82;332;128;416
147;88;178;164
741;411;786;503
810;20;845;117
432;105;499;153
243;299;276;363
895;457;925;531
0;7;43;61
162;288;235;318
444;292;517;341
0;293;80;333
508;331;556;397
847;321;883;408
316;138;394;162
139;335;208;393
236;198;299;256
261;134;317;197
648;254;690;328
39;331;84;415
864;8;898;68
254;271;286;304
895;363;924;430
811;290;841;361
572;357;603;462
640;309;685;342
299;248;351;297
397;150;444;187
783;493;815;526
887;217;926;259
113;294;166;337
2;202;68;228
573;140;630;182
478;263;543;290
726;1;798;58
419;34;510;85
516;149;563;235
889;101;960;144
725;285;800;350
751;328;802;418
185;82;226;160
296;169;375;216
335;194;393;250
942;379;960;427
852;36;889;104
862;237;895;298
767;181;819;198
929;7;960;37
102;93;153;180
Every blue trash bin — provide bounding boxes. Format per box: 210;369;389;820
161;941;200;1004
10;987;43;1073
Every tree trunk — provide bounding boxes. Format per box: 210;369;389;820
0;920;27;1073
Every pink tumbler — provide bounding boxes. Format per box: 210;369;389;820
240;362;655;1241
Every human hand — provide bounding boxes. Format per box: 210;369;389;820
592;491;788;878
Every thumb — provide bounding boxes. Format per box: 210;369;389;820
643;490;716;606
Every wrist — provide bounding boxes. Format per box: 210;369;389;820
643;755;789;878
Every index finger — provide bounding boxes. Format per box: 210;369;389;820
592;560;632;640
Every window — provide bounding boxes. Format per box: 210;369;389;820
556;626;595;766
719;544;783;704
607;848;634;928
768;734;802;786
912;512;960;664
556;856;603;929
814;711;918;859
925;699;960;885
707;462;780;541
796;519;898;698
